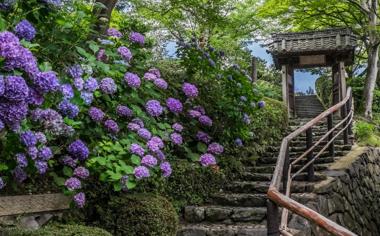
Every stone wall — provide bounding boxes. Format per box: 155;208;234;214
310;147;380;236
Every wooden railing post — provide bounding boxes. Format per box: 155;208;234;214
347;95;353;136
282;146;290;193
327;114;335;157
267;200;280;236
341;104;349;145
306;128;314;181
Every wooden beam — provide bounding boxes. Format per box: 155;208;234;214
0;194;70;216
339;61;347;99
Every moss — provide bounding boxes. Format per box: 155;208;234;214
98;194;178;236
0;224;112;236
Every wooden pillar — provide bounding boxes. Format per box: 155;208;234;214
332;64;340;105
339;61;347;99
282;65;295;117
282;65;289;115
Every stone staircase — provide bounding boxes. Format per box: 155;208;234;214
295;95;325;118
177;118;352;236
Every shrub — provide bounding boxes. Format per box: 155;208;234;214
98;194;178;236
354;120;380;147
0;224;112;236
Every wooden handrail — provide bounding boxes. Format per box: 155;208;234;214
267;87;357;236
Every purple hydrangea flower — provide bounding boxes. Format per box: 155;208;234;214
74;166;90;179
132;118;144;127
154;78;168;89
68;140;89;161
124;72;141;88
97;48;107;62
73;192;86;208
196;131;211;144
61;84;74;99
166;98;183;113
160;162;172;177
3;76;29;102
0;177;5;189
147;136;164;152
143;72;157;81
27;88;44;106
182;83;199;98
0;101;28;128
188;109;202;118
240;96;247;102
117;46;132;62
38;146;53;161
35;132;47;144
141;155;157;167
137;128;152;140
0;120;4;131
65;177;81;191
20;131;37;147
170;133;183;145
146;100;163;117
33;71;60;94
207;142;224;155
27;146;38;160
100;77;117;94
16;153;28;168
148;68;161;78
88;107;105;122
172;123;183;132
35;161;48;174
67;64;83;79
200;153;216;167
116;105;133;117
58;100;79;119
74;77;84;91
258;101;266;108
199;115;213;127
130;143;145;157
107;28;122;38
155;150;166;161
0;76;4;96
0;0;16;10
61;156;78;168
80;91;93;105
84;77;98;92
44;0;62;6
14;20;36;41
193;106;206;115
129;32;145;45
13;166;27;183
127;122;140;132
104;119;119;134
243;113;251;125
134;166;150;179
235;138;243;147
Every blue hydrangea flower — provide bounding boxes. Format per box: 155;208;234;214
14;20;36;41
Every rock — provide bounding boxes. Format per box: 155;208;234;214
19;216;39;230
185;206;205;223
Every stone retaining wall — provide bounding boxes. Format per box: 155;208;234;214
311;147;380;236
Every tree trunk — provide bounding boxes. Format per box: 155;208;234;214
93;0;118;35
363;44;379;118
363;0;378;119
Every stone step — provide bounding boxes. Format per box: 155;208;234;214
266;144;351;153
240;172;326;182
259;150;347;161
177;223;268;236
225;181;315;194
246;163;331;174
210;193;268;207
183;205;267;224
258;155;336;165
290;139;345;146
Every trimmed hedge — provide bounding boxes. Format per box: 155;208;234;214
0;224;112;236
99;194;178;236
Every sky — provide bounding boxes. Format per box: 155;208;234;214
166;42;318;92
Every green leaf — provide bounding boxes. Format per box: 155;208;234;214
127;181;137;190
196;142;207;152
113;182;122;191
63;166;73;177
131;155;141;165
0;163;9;172
53;176;65;186
89;42;100;53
